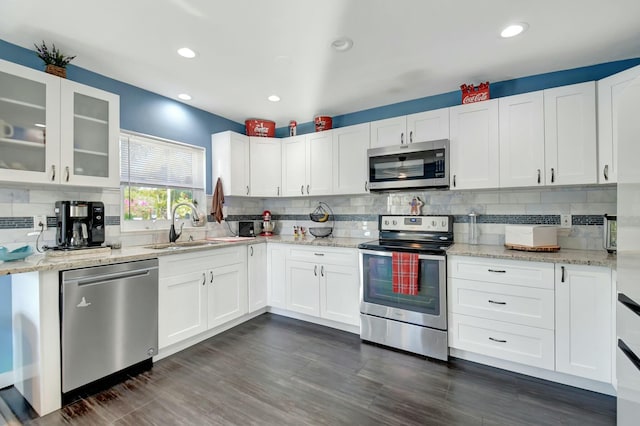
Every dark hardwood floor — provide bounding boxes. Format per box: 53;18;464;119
3;313;616;425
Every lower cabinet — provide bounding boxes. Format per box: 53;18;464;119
248;243;267;312
286;260;321;316
448;255;613;385
159;247;247;349
267;244;287;309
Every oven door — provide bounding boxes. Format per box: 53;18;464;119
359;248;446;330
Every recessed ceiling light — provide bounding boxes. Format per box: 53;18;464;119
331;37;354;52
268;95;281;102
501;23;527;38
178;93;192;101
177;47;197;58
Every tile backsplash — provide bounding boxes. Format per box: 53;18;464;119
0;184;616;251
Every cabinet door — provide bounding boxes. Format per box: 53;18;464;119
267;244;287;308
207;263;248;329
555;264;612;382
449;99;500;190
333;123;370;195
281;135;307;196
249;137;281;196
248;243;267;312
286;259;320;316
158;270;208;348
597;65;640;184
307;131;333;195
499;91;545;188
370;116;406;148
320;264;360;326
211;131;250;196
406;108;449;143
544;82;597;186
60;79;120;187
0;59;61;184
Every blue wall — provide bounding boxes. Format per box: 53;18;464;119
0;275;11;374
0;39;244;195
275;58;640;137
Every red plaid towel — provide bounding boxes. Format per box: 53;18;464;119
392;252;419;295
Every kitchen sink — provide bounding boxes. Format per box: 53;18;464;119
144;240;220;250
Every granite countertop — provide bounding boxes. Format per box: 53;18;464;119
447;243;616;268
0;236;371;276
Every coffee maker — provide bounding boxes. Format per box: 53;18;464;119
55;201;105;249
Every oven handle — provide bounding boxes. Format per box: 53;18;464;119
358;248;445;261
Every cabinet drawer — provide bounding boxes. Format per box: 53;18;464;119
448;256;554;289
449;278;554;329
449;313;555;370
160;247;245;278
287;245;357;266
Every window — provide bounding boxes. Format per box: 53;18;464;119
120;132;206;231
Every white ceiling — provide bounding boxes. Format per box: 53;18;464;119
1;0;639;128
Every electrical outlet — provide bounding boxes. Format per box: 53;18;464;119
560;214;572;228
33;215;47;231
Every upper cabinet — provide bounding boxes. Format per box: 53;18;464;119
249;136;282;197
212;131;250;196
597;65;640;184
449;99;500;190
499;91;545;188
544;82;597;186
0;59;120;187
370;108;449;149
332;123;370;195
281;131;333;197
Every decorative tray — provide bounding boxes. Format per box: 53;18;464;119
505;243;561;252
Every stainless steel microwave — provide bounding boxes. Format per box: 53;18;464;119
367;139;449;191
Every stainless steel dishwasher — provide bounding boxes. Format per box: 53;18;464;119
61;259;158;402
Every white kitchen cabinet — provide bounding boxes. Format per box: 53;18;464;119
249;136;281;196
499;91;545;188
597;65;640;184
544;82;597;186
267;244;287;308
0;59;119;187
248;243;267;312
449;99;500;190
370;116;406;148
332;123;370;195
286;259;321;316
555;264;612;382
211;131;250;196
281;132;333;197
319;263;360;326
158;246;247;349
406;108;450;143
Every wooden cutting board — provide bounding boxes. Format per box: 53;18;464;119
504;243;560;252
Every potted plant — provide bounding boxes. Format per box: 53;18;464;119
33;41;76;78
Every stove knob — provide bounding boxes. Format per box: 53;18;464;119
441;220;447;228
384;220;389;225
392;220;397;225
431;220;437;227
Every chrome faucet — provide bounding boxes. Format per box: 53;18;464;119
169;202;202;243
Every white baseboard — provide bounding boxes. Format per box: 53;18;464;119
0;370;14;389
267;307;360;335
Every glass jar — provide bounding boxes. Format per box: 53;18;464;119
468;212;479;245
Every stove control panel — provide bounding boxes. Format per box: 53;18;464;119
380;215;451;232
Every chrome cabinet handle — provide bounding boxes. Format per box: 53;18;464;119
209;271;214;283
604;164;609;181
489;337;507;343
453;175;456;187
320;265;324;277
409;131;413;143
277;186;280;196
314;265;317;276
537;169;541;184
488;300;506;305
246;185;249;195
301;185;304;195
365;181;368;191
400;132;404;144
50;165;56;181
551;167;555;183
561;265;565;283
306;185;309;194
201;273;206;285
314;253;325;256
488;269;506;273
250;246;254;256
65;166;70;182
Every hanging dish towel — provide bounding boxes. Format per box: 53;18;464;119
212;177;225;223
392;252;419;295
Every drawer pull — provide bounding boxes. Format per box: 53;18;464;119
488;269;506;273
314;253;325;256
488;300;506;305
489;337;507;343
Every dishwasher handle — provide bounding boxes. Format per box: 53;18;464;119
70;268;155;287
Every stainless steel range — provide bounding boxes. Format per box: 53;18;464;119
358;215;453;360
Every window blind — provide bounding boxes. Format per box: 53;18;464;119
120;133;205;189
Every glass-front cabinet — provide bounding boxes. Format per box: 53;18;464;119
0;59;120;187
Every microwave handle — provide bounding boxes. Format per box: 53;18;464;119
400;132;404;144
453;174;456;188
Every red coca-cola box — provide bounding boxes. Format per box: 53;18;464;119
460;82;490;104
